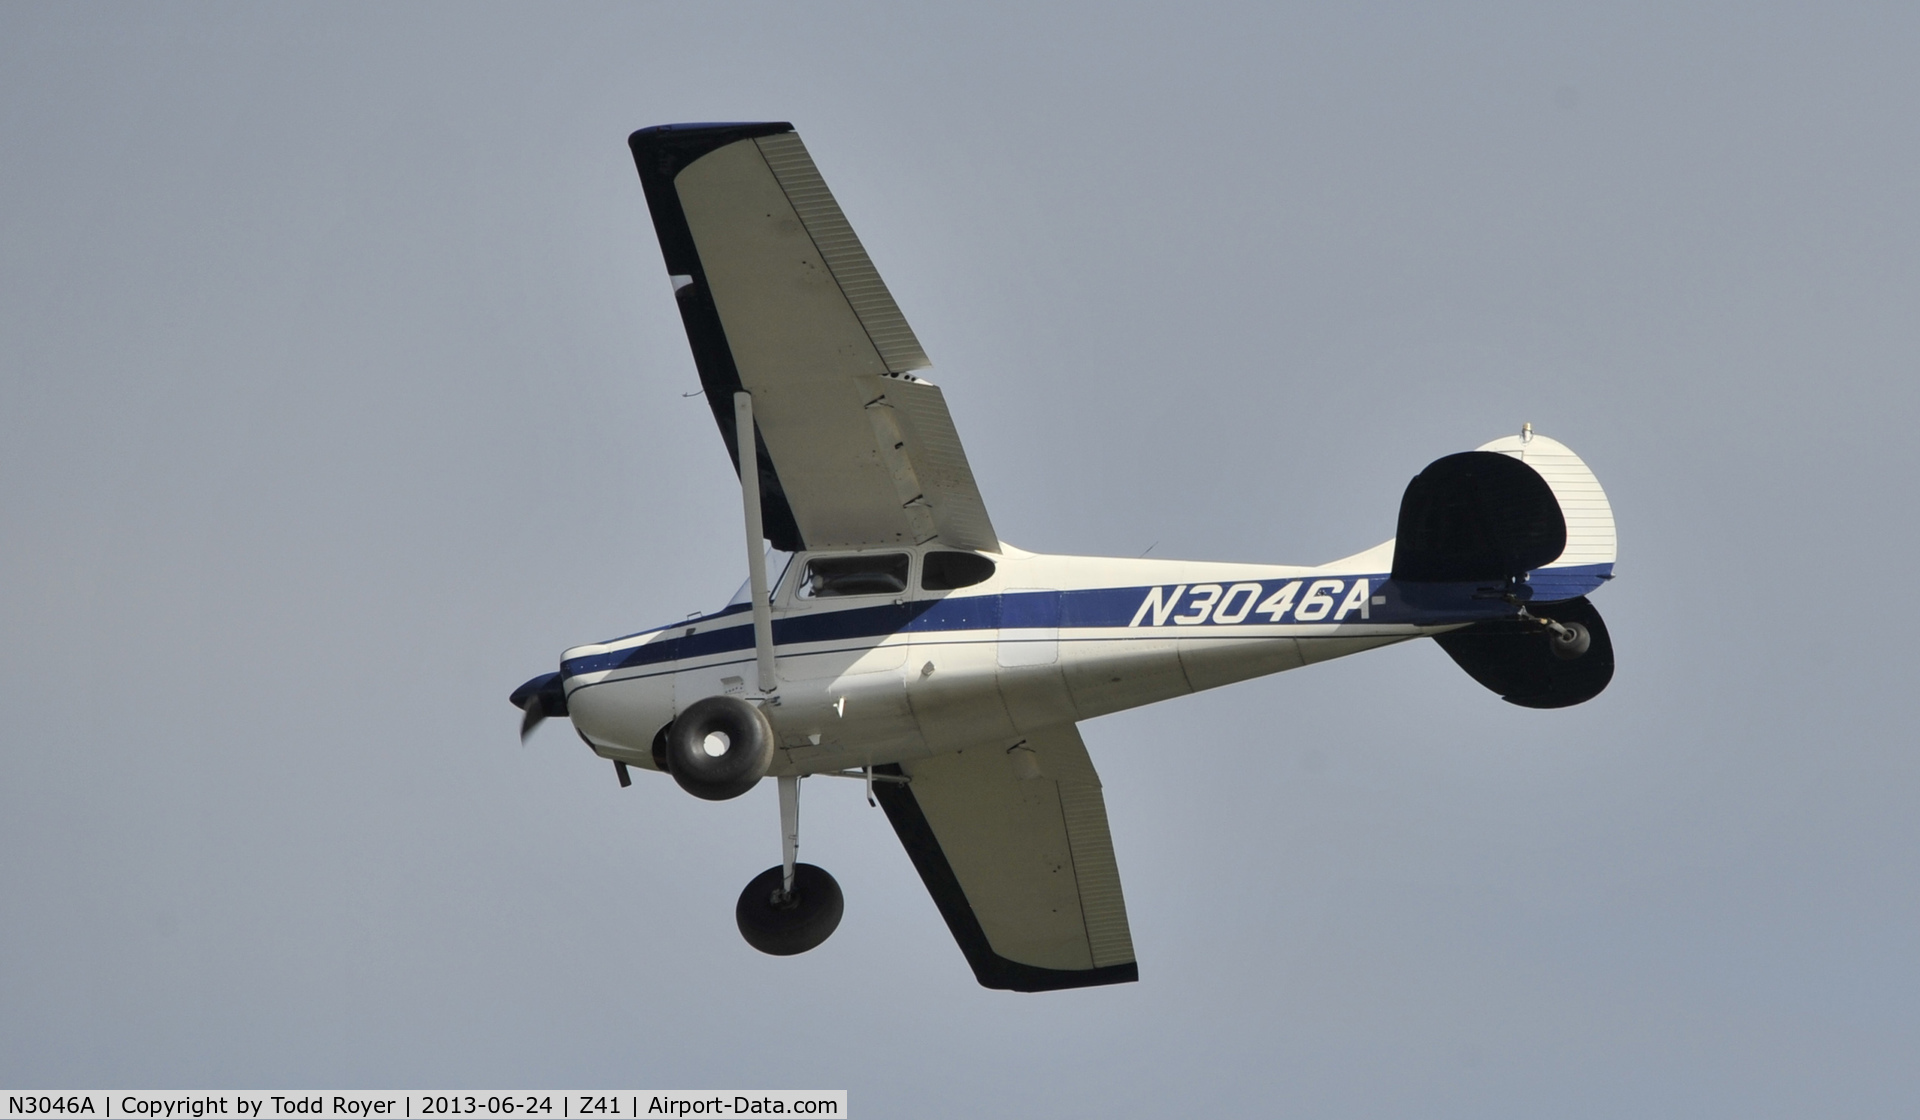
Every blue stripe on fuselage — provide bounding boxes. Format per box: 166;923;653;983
559;564;1613;681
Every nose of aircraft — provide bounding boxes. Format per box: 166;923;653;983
510;670;569;741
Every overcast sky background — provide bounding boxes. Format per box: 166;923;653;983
4;4;1918;1115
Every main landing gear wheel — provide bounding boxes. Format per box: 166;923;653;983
664;695;774;800
736;863;844;956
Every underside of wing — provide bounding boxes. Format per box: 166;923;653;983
629;123;998;554
874;725;1138;992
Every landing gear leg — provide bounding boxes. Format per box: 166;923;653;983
736;775;844;956
779;774;799;895
1516;605;1593;661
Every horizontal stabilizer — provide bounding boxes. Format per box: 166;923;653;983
1433;596;1614;708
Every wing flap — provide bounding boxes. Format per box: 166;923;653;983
868;379;999;553
875;725;1138;991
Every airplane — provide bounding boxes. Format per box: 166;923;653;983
511;121;1618;993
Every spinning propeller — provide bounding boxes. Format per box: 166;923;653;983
510;671;567;742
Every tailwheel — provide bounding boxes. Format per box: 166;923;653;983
736;863;843;955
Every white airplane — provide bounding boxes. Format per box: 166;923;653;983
512;122;1618;992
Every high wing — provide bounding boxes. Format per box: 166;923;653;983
874;725;1138;992
629;123;998;554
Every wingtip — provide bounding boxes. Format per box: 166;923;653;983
628;121;794;152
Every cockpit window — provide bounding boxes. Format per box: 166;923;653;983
799;553;909;598
921;551;996;591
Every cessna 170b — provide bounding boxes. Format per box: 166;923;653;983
511;122;1618;993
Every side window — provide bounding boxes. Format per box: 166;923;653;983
922;551;996;591
799;553;909;598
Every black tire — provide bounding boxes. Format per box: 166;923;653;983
1550;621;1592;661
665;696;774;801
736;863;844;956
650;722;671;772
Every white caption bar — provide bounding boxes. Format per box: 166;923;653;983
0;1094;846;1120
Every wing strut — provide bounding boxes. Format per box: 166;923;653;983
735;391;778;695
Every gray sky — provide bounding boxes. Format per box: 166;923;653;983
4;4;1917;1115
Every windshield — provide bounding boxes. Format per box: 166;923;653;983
726;550;794;607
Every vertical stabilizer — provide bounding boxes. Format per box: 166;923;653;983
1476;429;1616;570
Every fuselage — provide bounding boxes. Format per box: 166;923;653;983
560;542;1612;776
